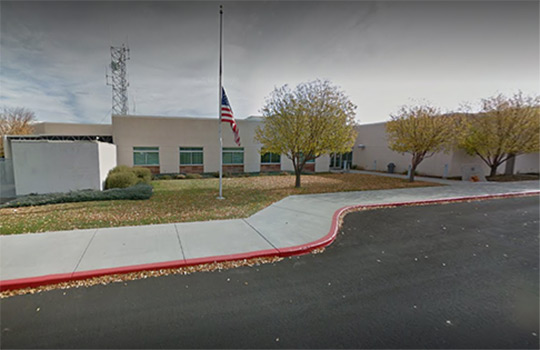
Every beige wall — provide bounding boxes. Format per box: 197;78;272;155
33;122;112;136
515;153;540;174
280;154;330;172
112;115;328;174
352;122;456;175
353;122;540;177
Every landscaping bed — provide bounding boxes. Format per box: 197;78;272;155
486;173;539;182
0;173;438;235
0;184;153;209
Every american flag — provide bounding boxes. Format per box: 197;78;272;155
221;88;241;146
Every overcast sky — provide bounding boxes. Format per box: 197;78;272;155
1;0;538;125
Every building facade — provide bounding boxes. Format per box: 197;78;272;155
2;115;333;197
352;122;539;177
3;115;538;198
111;115;330;174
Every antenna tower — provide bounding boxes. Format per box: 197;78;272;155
106;44;130;115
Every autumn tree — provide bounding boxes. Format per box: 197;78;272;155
255;79;357;188
457;92;540;177
0;107;36;157
386;104;455;182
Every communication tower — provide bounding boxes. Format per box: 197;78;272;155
106;44;130;115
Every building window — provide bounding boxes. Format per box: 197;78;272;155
330;152;352;168
180;147;203;165
133;147;159;166
223;147;244;165
261;152;281;164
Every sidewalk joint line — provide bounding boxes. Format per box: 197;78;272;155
72;229;99;275
272;204;329;218
173;224;186;261
242;219;279;252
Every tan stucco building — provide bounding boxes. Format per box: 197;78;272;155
2;115;538;198
352;122;539;177
111;115;331;174
0;116;330;197
32;122;112;136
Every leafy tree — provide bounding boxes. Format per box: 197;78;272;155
255;79;357;188
0;107;36;157
457;92;540;177
386;104;455;182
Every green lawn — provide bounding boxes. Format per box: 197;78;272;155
0;173;438;235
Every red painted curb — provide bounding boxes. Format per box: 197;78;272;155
1;190;538;292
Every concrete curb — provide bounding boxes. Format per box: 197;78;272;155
1;190;538;292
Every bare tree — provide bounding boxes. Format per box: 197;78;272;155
0;107;36;157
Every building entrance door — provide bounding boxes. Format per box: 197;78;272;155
330;153;342;169
330;152;352;170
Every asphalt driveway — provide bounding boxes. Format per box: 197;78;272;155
1;196;538;349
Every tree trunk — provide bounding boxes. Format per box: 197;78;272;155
504;154;516;175
409;153;423;182
409;164;416;182
489;164;499;177
295;169;301;188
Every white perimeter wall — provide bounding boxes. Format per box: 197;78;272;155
98;142;117;189
11;141;116;195
0;159;15;199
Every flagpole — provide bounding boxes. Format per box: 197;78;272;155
217;4;224;199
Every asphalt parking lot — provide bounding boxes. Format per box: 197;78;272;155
1;196;538;349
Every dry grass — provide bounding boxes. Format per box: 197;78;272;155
0;173;438;235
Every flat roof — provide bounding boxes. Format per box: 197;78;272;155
112;115;264;122
6;135;114;143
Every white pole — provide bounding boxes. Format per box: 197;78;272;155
218;4;224;199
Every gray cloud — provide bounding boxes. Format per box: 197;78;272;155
1;1;538;124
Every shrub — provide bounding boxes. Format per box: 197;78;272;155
132;167;152;184
106;171;138;189
211;172;230;178
185;173;202;179
161;175;172;180
1;183;153;208
108;165;133;174
176;174;187;179
106;165;152;188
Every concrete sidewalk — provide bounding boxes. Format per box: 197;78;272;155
1;177;538;290
347;169;463;185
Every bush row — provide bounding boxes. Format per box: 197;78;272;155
154;171;292;180
105;166;152;189
1;183;153;208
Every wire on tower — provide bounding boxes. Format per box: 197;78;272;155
106;44;130;116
